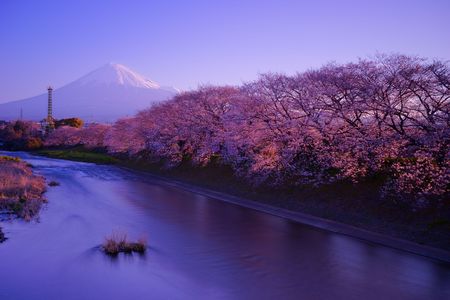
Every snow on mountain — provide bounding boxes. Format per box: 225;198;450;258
76;63;161;89
0;63;178;122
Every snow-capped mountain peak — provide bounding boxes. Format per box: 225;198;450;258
75;63;161;89
0;63;178;122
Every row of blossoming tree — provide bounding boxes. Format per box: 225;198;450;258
45;54;449;206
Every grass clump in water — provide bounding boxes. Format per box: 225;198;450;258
48;181;60;187
0;227;5;243
102;232;147;256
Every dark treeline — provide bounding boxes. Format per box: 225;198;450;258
0;120;43;150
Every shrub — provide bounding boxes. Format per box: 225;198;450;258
382;157;449;207
25;137;43;150
55;117;84;129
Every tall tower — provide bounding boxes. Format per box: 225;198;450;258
47;86;53;121
43;86;55;134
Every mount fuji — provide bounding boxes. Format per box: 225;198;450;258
0;63;178;122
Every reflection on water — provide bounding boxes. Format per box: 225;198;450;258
0;151;449;300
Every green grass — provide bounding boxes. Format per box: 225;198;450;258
37;149;118;164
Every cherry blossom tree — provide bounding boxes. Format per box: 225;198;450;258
44;54;449;206
78;123;111;149
44;126;82;147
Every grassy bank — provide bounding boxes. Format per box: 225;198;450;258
36;148;118;164
35;148;450;252
0;155;47;221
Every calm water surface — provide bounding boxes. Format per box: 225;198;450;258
0;151;449;300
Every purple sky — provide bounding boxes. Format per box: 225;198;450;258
0;0;449;103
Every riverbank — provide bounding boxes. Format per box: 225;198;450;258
32;148;450;261
138;169;450;263
0;155;47;221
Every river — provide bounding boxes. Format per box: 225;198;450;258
0;152;449;299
